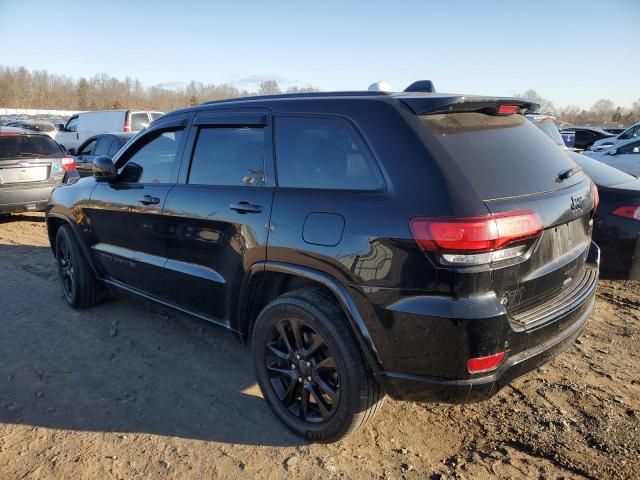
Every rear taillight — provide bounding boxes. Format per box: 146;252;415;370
592;183;600;212
467;352;506;374
611;206;640;221
409;211;543;265
62;156;76;172
124;119;131;132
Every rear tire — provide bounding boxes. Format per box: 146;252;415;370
252;288;385;442
55;225;103;309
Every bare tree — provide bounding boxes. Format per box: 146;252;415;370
589;98;615;123
514;89;555;114
258;80;281;96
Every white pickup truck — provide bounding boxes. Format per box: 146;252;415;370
55;110;164;150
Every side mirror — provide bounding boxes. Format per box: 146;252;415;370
93;155;117;182
56;123;66;131
67;148;76;156
608;149;618;156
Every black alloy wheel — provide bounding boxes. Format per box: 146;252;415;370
265;317;340;423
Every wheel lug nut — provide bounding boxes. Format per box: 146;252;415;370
296;354;301;360
307;376;312;381
298;377;303;383
306;362;311;367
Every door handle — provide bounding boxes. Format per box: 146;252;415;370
230;201;263;213
138;195;160;205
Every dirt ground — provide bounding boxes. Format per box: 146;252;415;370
0;213;638;480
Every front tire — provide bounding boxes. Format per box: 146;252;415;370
55;225;103;309
252;288;385;442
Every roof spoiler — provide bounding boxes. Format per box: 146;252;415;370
399;95;539;116
404;80;436;93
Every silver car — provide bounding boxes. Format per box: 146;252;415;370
591;121;640;151
582;137;640;176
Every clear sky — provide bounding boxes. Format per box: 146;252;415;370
1;0;638;109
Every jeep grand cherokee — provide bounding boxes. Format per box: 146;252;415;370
46;91;599;442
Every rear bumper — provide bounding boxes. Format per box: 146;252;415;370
377;295;593;402
365;243;600;403
0;183;56;213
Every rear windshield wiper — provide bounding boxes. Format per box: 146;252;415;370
557;166;582;181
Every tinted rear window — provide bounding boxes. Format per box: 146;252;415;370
188;127;265;186
420;113;580;199
0;135;62;159
275;116;383;190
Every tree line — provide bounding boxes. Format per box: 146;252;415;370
515;89;640;127
0;66;318;112
1;66;638;127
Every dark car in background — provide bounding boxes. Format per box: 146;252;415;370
46;91;599;441
570;153;640;280
0;127;75;215
70;133;135;177
562;126;615;151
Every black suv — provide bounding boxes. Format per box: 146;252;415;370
46;91;600;442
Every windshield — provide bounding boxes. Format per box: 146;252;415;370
532;120;565;146
0;135;62;159
570;153;636;187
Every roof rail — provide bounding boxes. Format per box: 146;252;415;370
200;90;389;106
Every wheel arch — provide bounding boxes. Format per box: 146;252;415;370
238;261;383;374
46;213;100;275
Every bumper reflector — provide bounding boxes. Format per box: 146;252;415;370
467;352;506;374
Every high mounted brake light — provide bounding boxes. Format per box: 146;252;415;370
0;132;21;136
409;211;543;265
124;119;131;132
497;105;521;115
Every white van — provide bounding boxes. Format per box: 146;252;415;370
55;110;164;150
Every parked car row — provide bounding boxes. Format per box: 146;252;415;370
527;114;640;280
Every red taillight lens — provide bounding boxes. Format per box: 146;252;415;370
467;352;506;374
409;211;543;253
612;206;640;221
0;132;20;136
62;156;76;172
497;105;520;114
592;183;599;212
124;120;130;132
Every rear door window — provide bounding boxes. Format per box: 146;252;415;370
274;116;383;190
130;112;150;131
188;127;265;186
94;136;113;156
78;138;97;156
108;138;125;156
419;112;580;199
